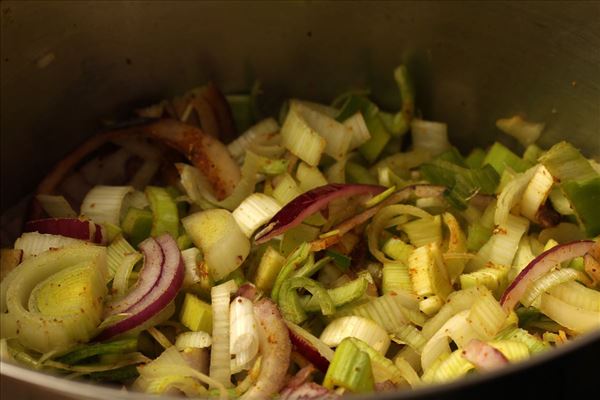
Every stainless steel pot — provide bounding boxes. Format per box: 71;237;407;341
1;1;599;399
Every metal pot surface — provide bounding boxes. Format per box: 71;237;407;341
1;1;599;399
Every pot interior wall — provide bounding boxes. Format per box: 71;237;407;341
1;1;599;212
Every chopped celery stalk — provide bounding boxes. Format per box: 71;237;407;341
495;326;549;354
182;209;250;281
36;194;77;218
346;162;378;185
280;101;327;166
180;293;213;333
561;176;600;236
323;338;374;393
382;237;414;264
466;223;493;252
496;115;544;147
145;186;179;238
81;186;134;225
121;207;153;247
232;193;281;237
391;324;427;353
402;215;442;247
279;276;335;323
382;262;413;294
326;250;351;270
272;173;303;205
489;340;530;362
271;242;311;302
57;338;138;365
296;162;328;192
419;296;444;316
429;349;475;383
254;246;285;292
408;243;452;299
483;142;531;174
539;141;597;182
468;289;506;337
177;234;193;250
411;119;450;156
320;316;391;354
523;144;544;164
465;148;486;169
460;264;509;293
301;276;368;312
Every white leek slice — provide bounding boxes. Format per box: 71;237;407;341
495;166;537;226
183;210;250;281
496;115;544;147
320;316;391;354
232;193;281;237
35;195;77;218
181;247;203;288
0;245;107;353
229;296;259;373
429;349;475;383
228;118;280;162
548;187;574;215
411;119;450;156
539;293;600;333
520;165;554;222
325;156;348;184
402;215;442;247
14;232;86;259
112;251;143;297
80;185;134;225
343;112;371;150
548;281;600;312
106;234;137;279
175;331;212;350
289;100;352;161
408;243;452;299
280;102;326;166
209;280;238;388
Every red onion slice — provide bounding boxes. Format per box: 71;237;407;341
286;321;333;373
255;184;386;244
97;234;183;340
462;339;508;371
24;218;106;244
500;240;594;312
240;299;292;400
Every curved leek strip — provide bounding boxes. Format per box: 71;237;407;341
227;118;280;162
391;324;427;354
520;165;554;223
494;166;536;227
209;279;238;389
112;252;143;297
442;213;468;281
271;242;311;303
468;289;507;338
278;277;335;324
368;204;433;264
548;281;600;312
230;296;259;373
1;245;107;353
182;209;250;281
14;232;86;260
343;112;371;150
81;185;134;225
539;293;600;333
320;316;391;354
520;268;586;307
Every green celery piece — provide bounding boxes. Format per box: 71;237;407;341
466;223;493;252
522;144;544;164
146;186;179;238
326;250;352;270
121;207;152;247
483;142;532;174
57;338;138;365
323;338;374;393
88;365;140;382
346;162;378;185
179;293;212;333
465;148;486;169
561;176;600;236
271;242;311;302
360;114;392;163
437;147;468;167
301;276;368;312
278;276;335;324
495;326;549;354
